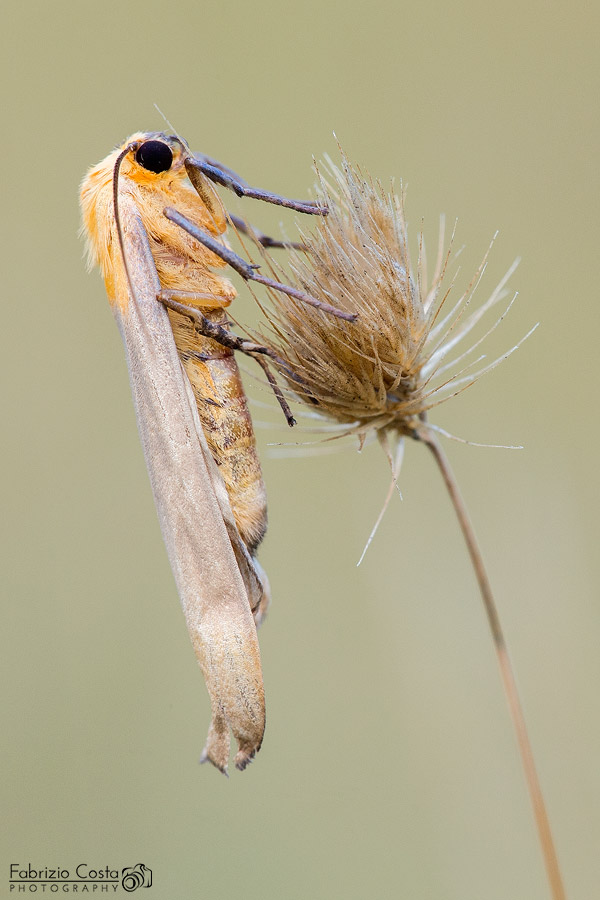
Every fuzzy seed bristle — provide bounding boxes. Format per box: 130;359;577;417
254;152;523;443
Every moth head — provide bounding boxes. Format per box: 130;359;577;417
135;138;173;173
122;132;188;181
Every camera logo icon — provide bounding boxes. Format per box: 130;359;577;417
121;864;153;892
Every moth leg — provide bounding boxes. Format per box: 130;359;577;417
164;206;357;323
185;156;327;216
251;355;296;427
228;213;306;251
158;293;300;426
159;289;233;309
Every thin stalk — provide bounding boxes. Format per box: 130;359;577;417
415;422;566;900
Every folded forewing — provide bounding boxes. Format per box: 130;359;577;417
112;198;265;772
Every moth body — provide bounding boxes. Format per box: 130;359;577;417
80;132;270;772
169;307;267;554
81;132;267;554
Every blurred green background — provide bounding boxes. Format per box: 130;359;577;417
2;1;598;898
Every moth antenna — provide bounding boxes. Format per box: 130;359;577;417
152;104;192;161
356;434;404;567
153;103;179;140
153;103;190;153
112;142;140;306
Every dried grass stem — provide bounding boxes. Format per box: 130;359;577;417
415;422;566;900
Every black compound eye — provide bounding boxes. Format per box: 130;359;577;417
135;140;173;174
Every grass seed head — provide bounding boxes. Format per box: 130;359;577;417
255;151;523;444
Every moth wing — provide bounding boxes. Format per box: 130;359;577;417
112;197;265;772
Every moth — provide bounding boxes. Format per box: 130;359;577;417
79;132;347;773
